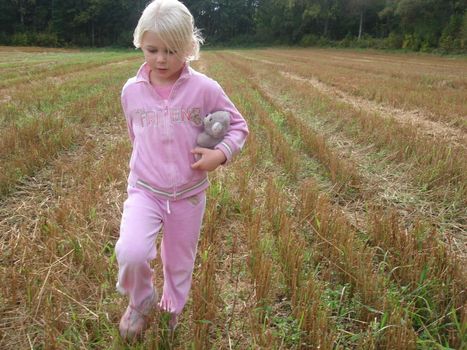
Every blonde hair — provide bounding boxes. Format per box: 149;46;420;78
133;0;203;61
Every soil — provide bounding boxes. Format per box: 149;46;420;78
281;71;466;148
229;53;467;257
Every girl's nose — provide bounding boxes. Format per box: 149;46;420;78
156;52;167;63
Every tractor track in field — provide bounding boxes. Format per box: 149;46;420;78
2;48;465;348
281;71;466;148
0;122;126;238
219;53;466;256
0;56;141;105
0;120;128;348
233;53;466;148
259;77;467;257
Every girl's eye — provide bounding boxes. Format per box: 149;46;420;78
167;50;176;55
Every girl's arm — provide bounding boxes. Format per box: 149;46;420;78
211;85;249;165
191;84;249;171
121;93;135;144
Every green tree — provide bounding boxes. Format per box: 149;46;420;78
346;0;384;40
378;0;399;36
319;0;341;37
462;10;467;48
255;0;288;42
396;0;451;50
0;0;464;51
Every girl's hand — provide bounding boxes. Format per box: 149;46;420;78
191;147;226;171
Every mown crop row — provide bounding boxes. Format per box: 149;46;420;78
201;52;465;349
237;49;467;129
0;50;139;88
1;125;130;348
0;60;142;197
1;48;465;349
220;52;466;235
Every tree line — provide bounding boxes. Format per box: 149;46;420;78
1;0;465;53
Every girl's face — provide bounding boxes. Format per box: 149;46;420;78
141;31;186;86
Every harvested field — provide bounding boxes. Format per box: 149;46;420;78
1;47;465;349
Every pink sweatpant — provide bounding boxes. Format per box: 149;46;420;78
115;185;206;315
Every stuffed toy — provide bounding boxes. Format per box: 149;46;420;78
196;111;230;149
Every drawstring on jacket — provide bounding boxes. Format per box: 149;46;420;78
166;200;171;215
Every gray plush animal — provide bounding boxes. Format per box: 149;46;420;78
196;111;230;148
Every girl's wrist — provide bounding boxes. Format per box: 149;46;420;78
214;149;227;165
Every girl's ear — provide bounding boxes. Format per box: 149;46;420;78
186;40;196;60
178;45;192;62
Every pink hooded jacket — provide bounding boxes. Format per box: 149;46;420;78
121;62;249;200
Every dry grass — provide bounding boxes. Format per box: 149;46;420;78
223;50;466;248
229;50;466;200
0;60;141;197
239;49;467;130
1;47;465;349
0;49;139;88
206;51;465;348
1;124;129;347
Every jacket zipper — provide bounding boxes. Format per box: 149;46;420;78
147;68;187;200
164;75;184;199
163;100;176;199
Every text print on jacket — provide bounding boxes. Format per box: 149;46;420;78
121;62;249;200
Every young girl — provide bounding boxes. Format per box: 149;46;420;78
115;0;248;341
